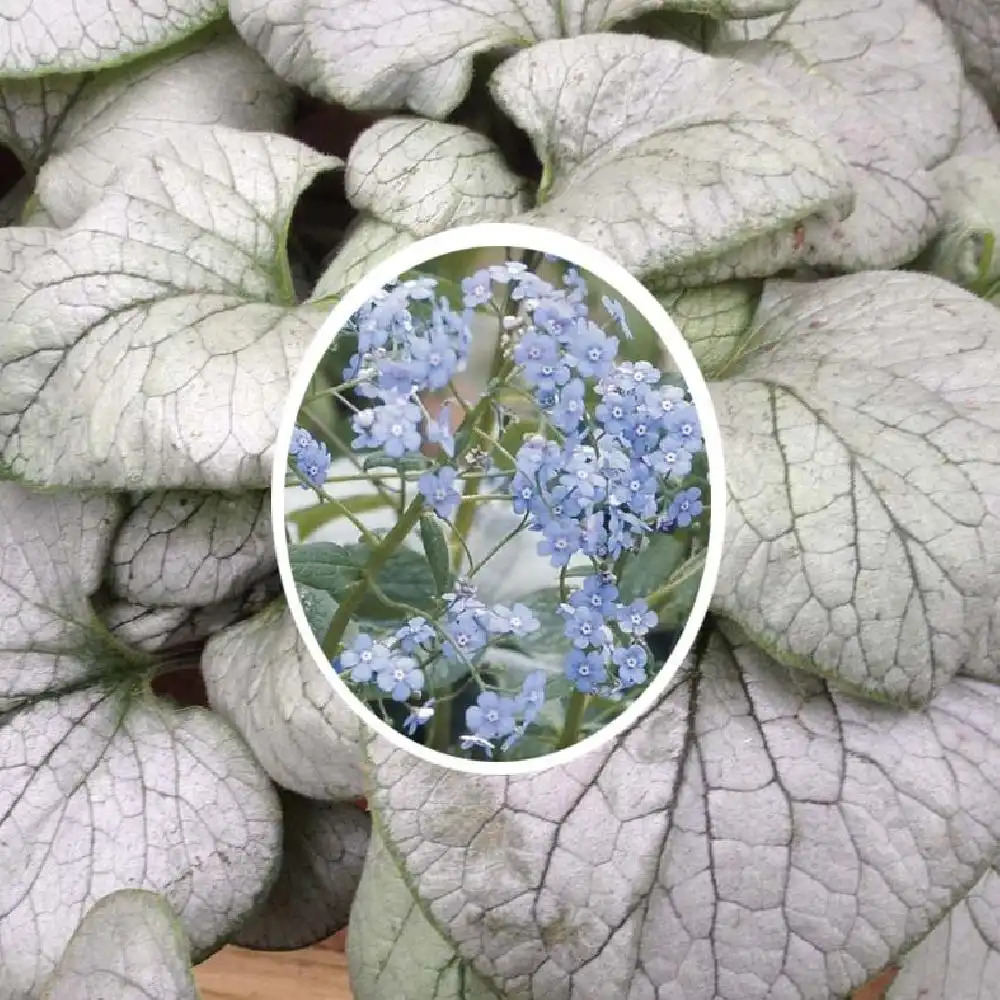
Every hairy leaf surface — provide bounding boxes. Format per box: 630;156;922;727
717;0;965;169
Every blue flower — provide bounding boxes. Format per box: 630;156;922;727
488;603;540;637
290;425;315;456
371;394;423;458
569;574;619;615
570;324;618;379
516;671;547;723
648;439;694;480
560;604;607;649
441;609;489;661
418;466;462;519
394;617;435;653
465;691;518;740
462;268;494;307
425;403;456;457
295;438;332;488
402;699;436;736
616;600;657;637
666;486;704;529
613;645;648;687
537;520;582;567
551;378;587;433
565;649;607;693
375;654;424;701
339;634;391;684
409;331;460;390
602;295;633;340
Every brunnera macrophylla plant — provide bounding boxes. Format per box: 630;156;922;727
2;0;1000;997
283;256;710;763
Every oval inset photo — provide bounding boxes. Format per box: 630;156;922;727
273;223;726;774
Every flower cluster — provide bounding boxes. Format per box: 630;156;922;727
289;257;708;761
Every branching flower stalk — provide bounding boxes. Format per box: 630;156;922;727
286;258;709;760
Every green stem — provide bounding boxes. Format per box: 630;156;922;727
646;551;706;613
558;691;588;749
427;696;453;752
321;496;426;657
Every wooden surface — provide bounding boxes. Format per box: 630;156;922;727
195;932;353;1000
193;930;895;1000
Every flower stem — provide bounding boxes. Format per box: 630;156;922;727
427;696;453;753
558;690;588;749
320;496;426;658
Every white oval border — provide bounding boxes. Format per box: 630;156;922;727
272;222;727;776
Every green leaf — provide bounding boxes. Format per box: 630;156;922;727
617;534;689;605
289;493;394;541
648;551;706;629
40;890;199;1000
657;282;760;378
350;544;440;619
494;419;541;473
297;584;337;639
361;451;430;473
347;824;500;1000
288;542;362;597
419;515;452;595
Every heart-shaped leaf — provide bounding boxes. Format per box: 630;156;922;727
108;490;276;608
229;0;797;119
233;793;370;950
0;126;336;490
888;865;1000;999
0;26;292;227
202;600;365;801
313;119;528;301
0;0;225;78
711;271;1000;706
362;621;1000;999
489;34;854;287
40;890;199;1000
716;0;965;169
1;685;281;998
